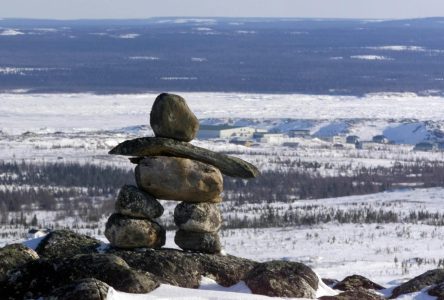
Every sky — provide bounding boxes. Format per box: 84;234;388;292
0;0;444;20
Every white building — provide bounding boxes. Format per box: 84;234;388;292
197;125;257;139
260;133;285;144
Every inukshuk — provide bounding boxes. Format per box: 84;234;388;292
106;93;260;254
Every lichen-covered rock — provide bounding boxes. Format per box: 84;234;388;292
174;230;221;254
244;260;319;298
334;274;385;291
319;289;385;300
36;229;101;259
0;253;159;299
136;156;223;203
105;213;165;249
46;278;109;300
390;269;444;298
150;93;199;142
109;137;260;178
115;184;164;219
108;248;258;288
174;202;222;232
0;243;39;281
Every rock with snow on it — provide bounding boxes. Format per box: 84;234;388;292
174;229;222;254
115;184;164;219
105;213;165;249
136;156;223;203
390;268;444;298
47;278;109;300
109;137;260;178
244;260;319;298
0;243;39;281
150;93;199;142
174;202;222;232
333;274;385;291
319;288;385;300
36;229;101;259
0;253;159;299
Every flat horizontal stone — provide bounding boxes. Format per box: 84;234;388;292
135;156;223;203
105;214;165;249
115;185;164;219
109;137;260;178
174;230;221;254
174;202;222;233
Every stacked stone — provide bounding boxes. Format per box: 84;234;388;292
108;93;260;254
104;184;165;249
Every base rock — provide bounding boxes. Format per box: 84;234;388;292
0;243;39;281
390;269;444;298
334;274;385;291
174;229;222;254
320;288;385;300
105;213;165;249
47;278;110;300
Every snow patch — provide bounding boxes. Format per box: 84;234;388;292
129;56;160;61
116;33;140;39
368;45;426;52
351;55;393;61
0;29;25;36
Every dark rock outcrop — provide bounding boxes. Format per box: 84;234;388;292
391;269;444;298
174;229;222;254
47;278;109;300
36;229;101;259
150;93;199;142
174;202;222;232
0;253;158;299
135;156;223;202
105;213;165;249
244;260;319;298
428;281;444;300
334;274;385;291
320;289;385;300
109;248;258;288
109;137;260;178
115;184;164;219
0;243;39;281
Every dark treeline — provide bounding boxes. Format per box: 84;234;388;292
224;160;444;204
1;160;444;227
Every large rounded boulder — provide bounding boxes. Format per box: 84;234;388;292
174;230;222;254
136;156;223;203
244;260;319;298
0;243;39;281
150;93;199;142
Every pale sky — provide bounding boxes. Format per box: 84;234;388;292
0;0;444;20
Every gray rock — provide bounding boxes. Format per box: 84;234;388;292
109;137;260;178
47;278;109;300
150;93;199;142
244;260;319;298
0;243;39;281
174;230;222;254
391;269;444;298
115;184;164;219
428;281;444;300
105;213;165;249
109;248;258;288
334;274;385;291
174;202;222;232
0;253;159;299
319;289;385;300
36;229;101;259
136;156;223;203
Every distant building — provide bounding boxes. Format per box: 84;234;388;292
260;133;285;144
372;135;389;144
414;142;437;152
289;129;311;138
346;135;360;144
332;136;346;144
197;125;256;140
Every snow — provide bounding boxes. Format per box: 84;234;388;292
0;29;25;36
129;56;160;61
351;55;393;61
117;33;140;39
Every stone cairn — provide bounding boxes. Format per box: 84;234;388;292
105;93;260;254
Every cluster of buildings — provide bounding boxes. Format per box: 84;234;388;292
197;125;444;152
